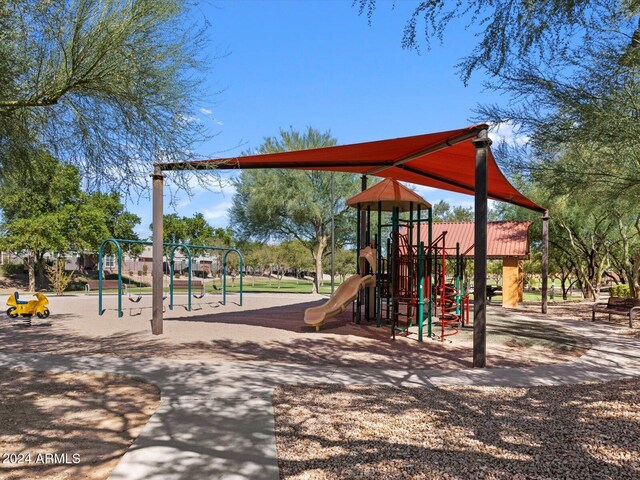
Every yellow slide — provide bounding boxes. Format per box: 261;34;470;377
304;274;375;331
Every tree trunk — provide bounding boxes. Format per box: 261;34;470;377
311;236;327;294
36;252;46;289
27;256;36;292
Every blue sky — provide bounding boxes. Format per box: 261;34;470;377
128;0;518;238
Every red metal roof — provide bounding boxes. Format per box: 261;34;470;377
346;178;431;212
156;125;545;213
406;221;533;258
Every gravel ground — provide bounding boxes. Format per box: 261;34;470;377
274;379;640;479
0;369;160;480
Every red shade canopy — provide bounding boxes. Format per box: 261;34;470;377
156;124;544;213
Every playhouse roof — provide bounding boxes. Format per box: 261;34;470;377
346;178;430;212
410;221;534;259
156;124;545;213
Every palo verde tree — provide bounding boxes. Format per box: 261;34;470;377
0;0;211;194
0;154;141;291
356;1;640;197
230;127;361;293
432;200;474;222
354;1;639;83
151;213;234;272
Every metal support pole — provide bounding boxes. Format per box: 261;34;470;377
222;257;227;305
542;210;549;314
418;241;425;342
407;202;414;328
356;202;361;323
427;206;433;338
359;175;368;246
169;256;174;310
472;129;491;367
391;206;399;339
365;205;371;320
151;168;165;335
98;239;123;317
376;203;382;327
455;242;461;316
238;251;244;306
330;172;335;294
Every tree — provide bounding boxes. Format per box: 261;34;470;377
359;2;639;300
357;1;640;201
432;200;474;222
158;213;216;246
0;0;210;193
355;1;639;82
230;127;361;293
280;240;313;283
152;213;234;273
0;154;140;291
331;249;357;282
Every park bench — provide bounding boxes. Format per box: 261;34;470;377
170;279;205;298
84;279;120;293
486;285;503;302
84;278;207;298
592;297;640;327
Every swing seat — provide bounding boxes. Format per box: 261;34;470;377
123;284;143;303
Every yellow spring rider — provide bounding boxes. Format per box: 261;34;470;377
6;292;50;320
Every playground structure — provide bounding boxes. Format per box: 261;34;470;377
305;179;470;341
347;179;470;341
97;238;243;317
151;125;549;368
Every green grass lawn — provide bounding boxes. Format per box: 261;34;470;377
84;276;584;302
84;276;344;295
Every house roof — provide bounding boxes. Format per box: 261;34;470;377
155;125;545;213
346;178;431;212
407;221;533;259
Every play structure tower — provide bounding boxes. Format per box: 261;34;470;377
303;179;470;339
347;179;431;340
344;178;469;341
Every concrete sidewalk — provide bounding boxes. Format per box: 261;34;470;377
1;313;639;479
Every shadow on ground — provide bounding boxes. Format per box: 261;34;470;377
0;300;590;370
0;368;159;480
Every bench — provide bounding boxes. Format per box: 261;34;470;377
171;279;205;297
85;278;206;297
592;297;640;327
486;285;503;302
85;279;121;293
171;279;203;289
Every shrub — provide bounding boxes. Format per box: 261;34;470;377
137;270;143;276
610;284;631;298
142;263;149;276
1;262;25;276
201;265;210;278
46;259;75;295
